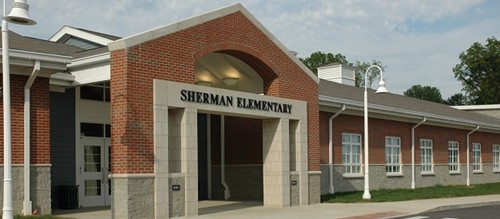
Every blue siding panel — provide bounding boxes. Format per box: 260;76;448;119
50;89;76;208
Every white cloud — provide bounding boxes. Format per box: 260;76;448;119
8;0;499;98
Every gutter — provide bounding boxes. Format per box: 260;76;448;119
319;95;500;132
411;117;426;189
24;60;40;215
466;125;480;186
328;104;345;194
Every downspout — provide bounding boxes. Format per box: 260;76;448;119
220;115;231;200
328;104;345;194
466;125;480;186
411;116;426;189
24;60;40;215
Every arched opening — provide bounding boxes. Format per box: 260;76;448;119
195;52;265;94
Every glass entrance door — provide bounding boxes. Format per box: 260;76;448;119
79;138;111;207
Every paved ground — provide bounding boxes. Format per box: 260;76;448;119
52;194;500;219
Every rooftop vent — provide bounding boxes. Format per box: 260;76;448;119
318;63;355;86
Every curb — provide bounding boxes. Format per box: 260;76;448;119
384;200;500;219
423;200;500;213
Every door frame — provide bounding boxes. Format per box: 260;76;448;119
77;137;111;207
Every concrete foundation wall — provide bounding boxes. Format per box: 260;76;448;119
112;175;154;219
0;166;51;215
169;175;185;218
308;172;321;204
290;173;300;206
320;164;500;194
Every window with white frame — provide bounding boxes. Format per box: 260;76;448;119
472;143;482;172
420;139;433;173
448;141;460;173
342;133;362;176
494;144;500;172
385;136;401;174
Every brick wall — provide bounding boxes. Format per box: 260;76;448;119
320;112;500;166
111;11;319;174
210;115;263;166
0;75;50;164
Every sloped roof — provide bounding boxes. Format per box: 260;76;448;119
50;25;120;45
73;46;109;59
0;30;83;56
71;27;121;41
319;79;500;131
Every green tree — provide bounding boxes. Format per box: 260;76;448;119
300;51;385;88
354;60;385;88
299;51;348;75
453;37;500;104
445;93;469;106
404;85;444;103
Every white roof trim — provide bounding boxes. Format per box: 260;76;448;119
452;104;500;110
49;26;114;46
108;3;318;83
319;95;500;131
7;49;73;63
68;52;110;69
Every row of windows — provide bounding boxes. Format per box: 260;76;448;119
341;133;500;176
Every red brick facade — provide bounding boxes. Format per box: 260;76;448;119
320;112;499;165
110;12;319;174
0;75;50;164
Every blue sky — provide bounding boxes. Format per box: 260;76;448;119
8;0;500;98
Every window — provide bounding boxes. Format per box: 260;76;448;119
81;123;111;138
342;133;362;176
80;82;110;102
448;141;460;173
420;139;433;173
472;143;482;172
494;144;500;172
385;136;401;174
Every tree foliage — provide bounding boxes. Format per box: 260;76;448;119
444;93;469;106
300;51;385;88
299;51;348;75
354;60;385;88
453;37;500;104
403;85;444;103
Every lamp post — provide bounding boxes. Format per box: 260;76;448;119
362;65;388;200
2;0;35;218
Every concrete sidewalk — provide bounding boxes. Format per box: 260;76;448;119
52;194;500;219
195;195;500;219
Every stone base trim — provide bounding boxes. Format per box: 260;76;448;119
110;173;155;179
308;171;321;204
112;175;155;219
0;166;51;215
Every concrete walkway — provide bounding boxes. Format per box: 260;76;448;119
52;194;500;219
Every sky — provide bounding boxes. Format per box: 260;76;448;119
7;0;500;98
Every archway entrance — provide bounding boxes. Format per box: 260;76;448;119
153;80;308;217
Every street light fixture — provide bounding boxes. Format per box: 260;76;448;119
2;0;36;218
362;65;388;200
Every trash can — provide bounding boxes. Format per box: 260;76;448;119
58;185;79;209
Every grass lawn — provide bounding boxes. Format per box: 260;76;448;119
322;182;500;203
